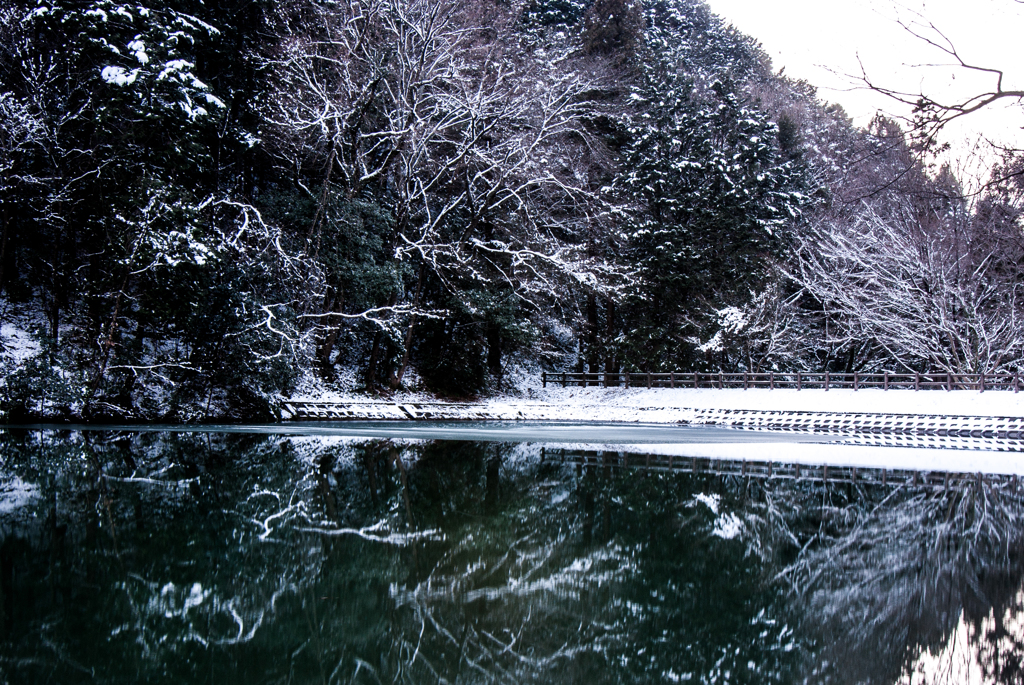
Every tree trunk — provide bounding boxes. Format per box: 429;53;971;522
389;317;417;390
604;297;618;380
365;291;398;390
586;292;599;385
316;286;344;380
390;263;425;389
88;272;130;402
365;328;384;390
486;322;502;378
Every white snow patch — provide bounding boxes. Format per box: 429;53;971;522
101;65;139;86
203;92;226;109
1;322;40;363
697;330;724;353
127;39;149;64
693;492;720;514
293;382;1024;422
157;60;193;81
522;387;1024;420
712;513;743;540
285;367;439;407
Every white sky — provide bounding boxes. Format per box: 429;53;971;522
703;0;1024;175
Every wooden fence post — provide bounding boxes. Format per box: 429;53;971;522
884;370;889;391
980;372;985;393
947;373;952;392
1016;372;1020;394
694;372;699;389
719;371;723;389
796;371;801;390
670;371;675;388
543;372;547;388
915;372;919;391
625;372;629;388
770;371;774;390
854;371;859;391
647;372;651;389
562;372;567;388
743;372;748;390
824;371;829;391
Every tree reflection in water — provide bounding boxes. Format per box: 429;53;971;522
779;476;1024;685
0;429;1022;684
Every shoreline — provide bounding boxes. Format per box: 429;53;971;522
283;387;1024;421
8;386;1024;426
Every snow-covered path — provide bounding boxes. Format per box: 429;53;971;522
517;387;1024;419
289;386;1024;420
280;386;1024;475
494;388;1024;475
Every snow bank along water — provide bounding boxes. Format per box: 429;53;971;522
280;387;1024;454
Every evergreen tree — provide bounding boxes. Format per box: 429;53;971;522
620;71;803;371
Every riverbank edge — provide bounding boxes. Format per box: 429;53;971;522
282;386;1024;420
8;387;1024;426
281;394;1024;453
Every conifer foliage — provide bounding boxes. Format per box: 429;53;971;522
621;75;802;370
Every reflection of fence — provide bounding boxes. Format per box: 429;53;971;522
541;371;1022;392
550;449;1023;490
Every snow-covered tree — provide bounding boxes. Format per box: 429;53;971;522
619;71;803;371
792;183;1024;376
264;0;623;388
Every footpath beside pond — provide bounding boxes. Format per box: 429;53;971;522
283;386;1024;422
520;386;1024;418
280;386;1024;474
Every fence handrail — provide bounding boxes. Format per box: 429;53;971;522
540;370;1021;393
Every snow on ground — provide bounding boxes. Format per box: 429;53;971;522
511;386;1024;419
287;368;441;405
0;322;40;364
0;298;45;369
288;378;1024;421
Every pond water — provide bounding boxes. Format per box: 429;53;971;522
1;426;1023;684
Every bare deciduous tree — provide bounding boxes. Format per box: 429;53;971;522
857;10;1024;159
791;188;1024;375
265;0;625;384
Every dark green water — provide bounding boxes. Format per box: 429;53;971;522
1;428;1023;684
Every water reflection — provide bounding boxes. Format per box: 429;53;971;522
783;477;1024;685
0;429;1022;684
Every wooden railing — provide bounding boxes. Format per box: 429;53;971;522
541;371;1022;392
